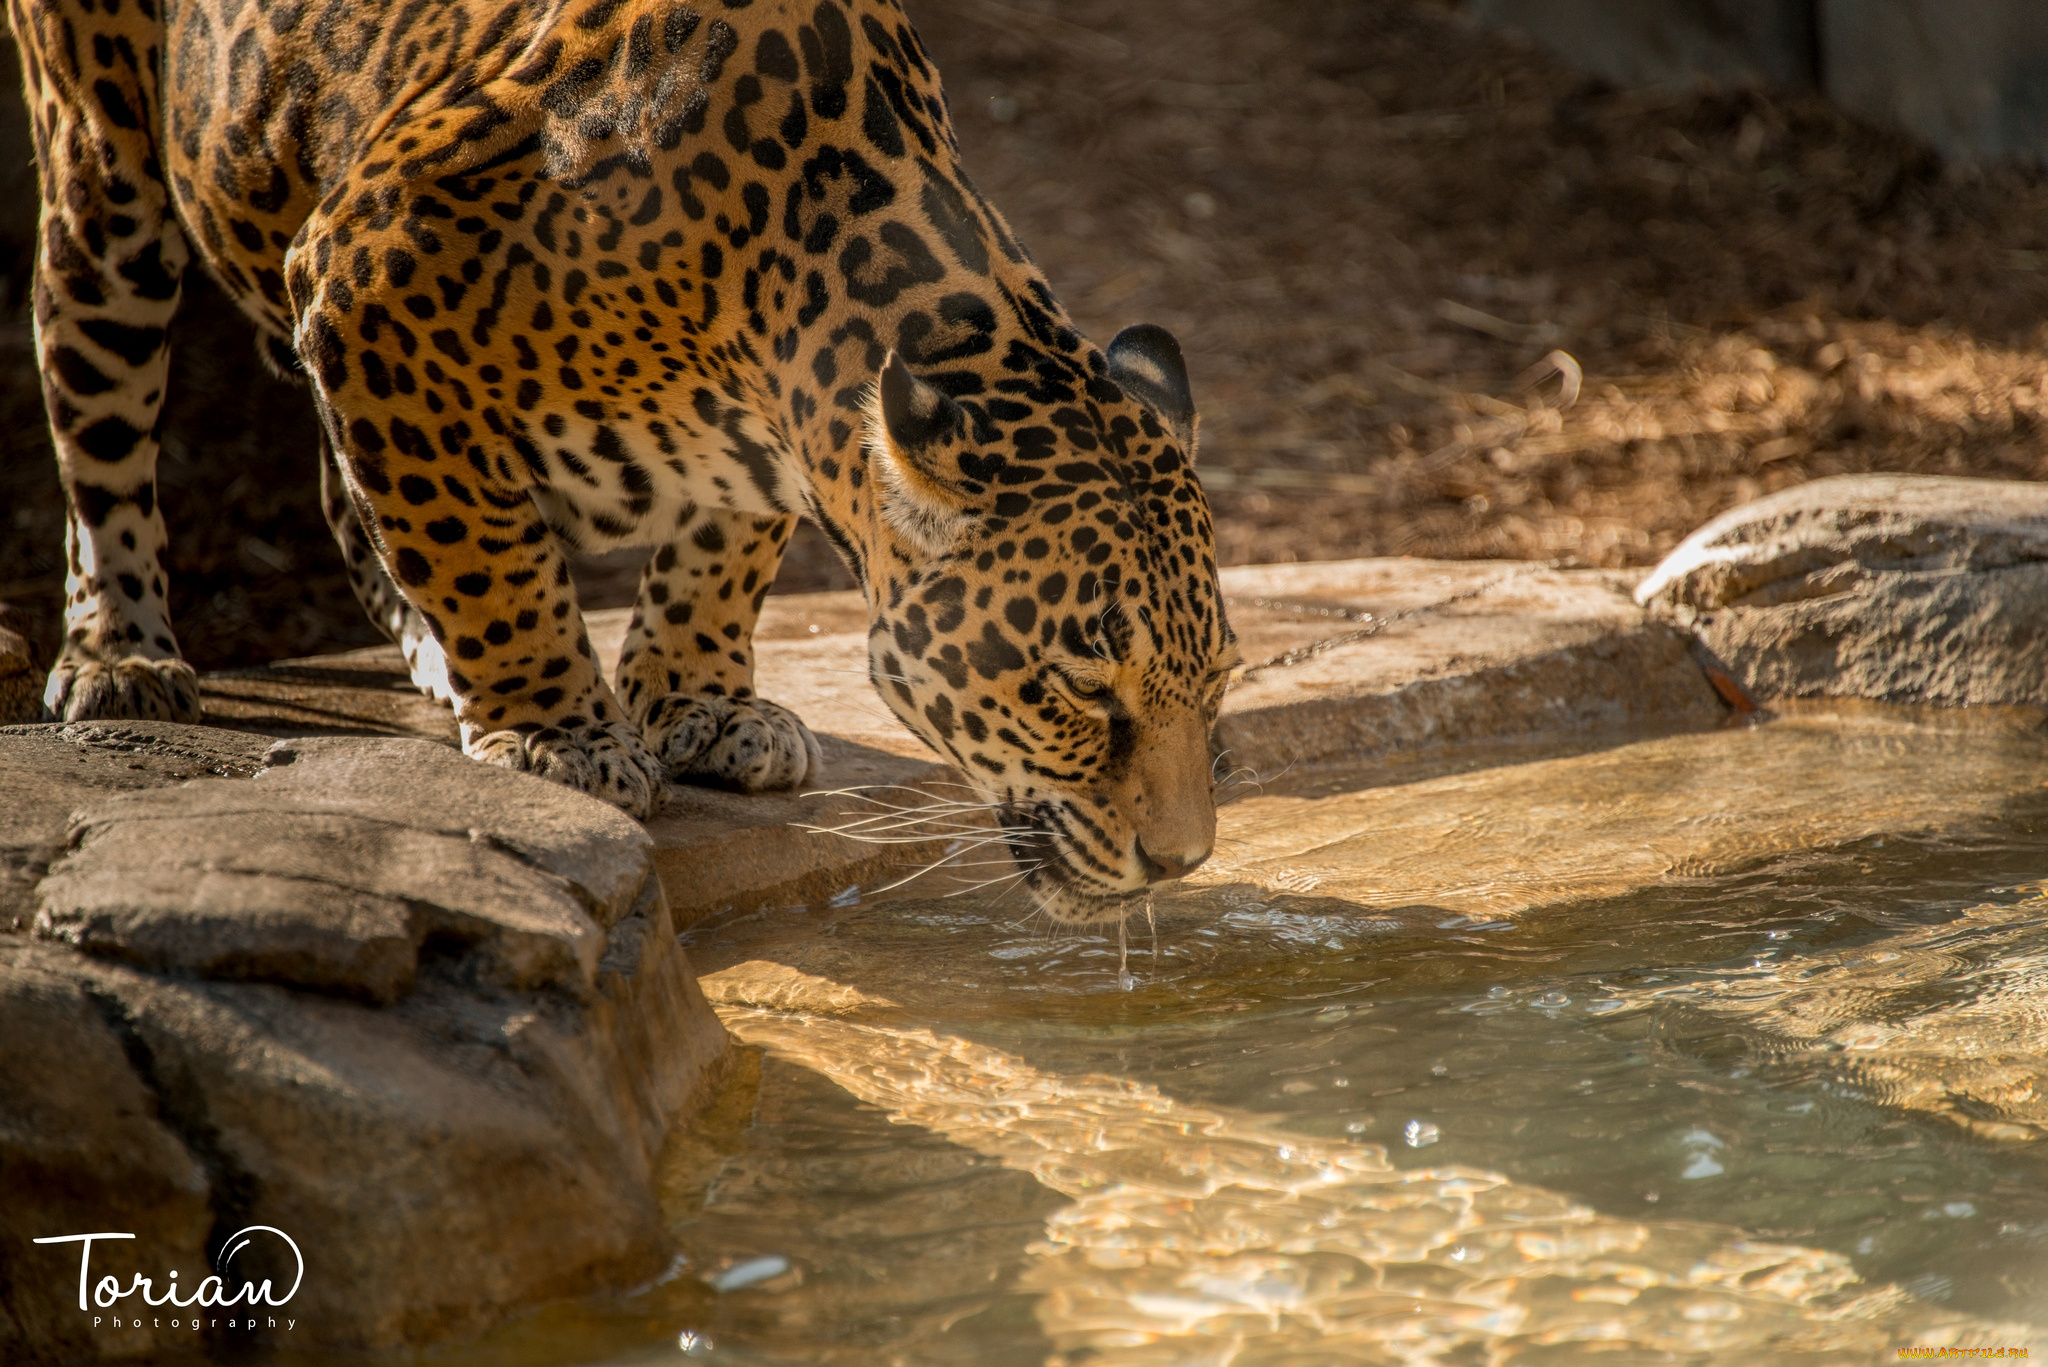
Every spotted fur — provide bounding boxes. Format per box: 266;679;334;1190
12;0;1238;920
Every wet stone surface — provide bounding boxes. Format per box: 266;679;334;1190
424;705;2048;1366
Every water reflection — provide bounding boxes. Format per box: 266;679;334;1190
1613;892;2048;1142
1183;705;2048;919
441;706;2048;1363
709;963;2032;1362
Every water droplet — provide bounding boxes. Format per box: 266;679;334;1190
1403;1119;1441;1148
1332;1077;1349;1088
1532;991;1570;1009
706;1255;790;1292
1430;1063;1448;1077
677;1329;714;1355
1681;1152;1724;1179
1344;1118;1370;1134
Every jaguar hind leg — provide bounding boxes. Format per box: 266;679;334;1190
317;430;454;704
20;0;199;724
616;509;823;792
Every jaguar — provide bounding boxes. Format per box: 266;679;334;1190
11;0;1239;921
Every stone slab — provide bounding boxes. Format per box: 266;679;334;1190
1211;560;1726;780
1636;473;2048;707
194;565;1728;927
4;887;727;1354
0;947;214;1365
0;721;276;930
205;568;1727;927
33;735;656;1003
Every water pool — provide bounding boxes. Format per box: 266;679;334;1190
442;705;2048;1364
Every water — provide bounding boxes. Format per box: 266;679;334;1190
442;706;2048;1364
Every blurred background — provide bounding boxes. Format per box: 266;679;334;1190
4;0;2047;672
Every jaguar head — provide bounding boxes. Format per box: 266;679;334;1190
861;325;1239;923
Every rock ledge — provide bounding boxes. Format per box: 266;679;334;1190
1;724;727;1364
1636;474;2048;708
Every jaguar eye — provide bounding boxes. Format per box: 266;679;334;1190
1066;675;1108;699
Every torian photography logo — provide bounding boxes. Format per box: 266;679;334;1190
33;1226;304;1340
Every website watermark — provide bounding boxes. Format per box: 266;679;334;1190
1898;1350;2031;1360
32;1226;302;1335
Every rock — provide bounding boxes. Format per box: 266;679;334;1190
0;722;275;931
0;944;212;1365
36;737;653;1003
0;606;39;726
1213;562;1727;775
0;724;730;1360
1635;474;2048;708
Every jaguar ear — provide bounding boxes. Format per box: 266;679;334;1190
866;351;974;556
1107;323;1197;453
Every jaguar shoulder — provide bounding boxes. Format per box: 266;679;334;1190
12;0;1239;920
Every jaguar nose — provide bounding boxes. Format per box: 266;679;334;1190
1135;836;1209;884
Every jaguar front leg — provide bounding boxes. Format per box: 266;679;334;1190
616;509;823;792
291;265;665;821
321;423;666;818
21;0;200;724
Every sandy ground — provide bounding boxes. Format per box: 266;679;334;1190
5;0;2048;669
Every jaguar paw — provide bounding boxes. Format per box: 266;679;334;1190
44;651;202;725
644;694;823;793
468;719;667;820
